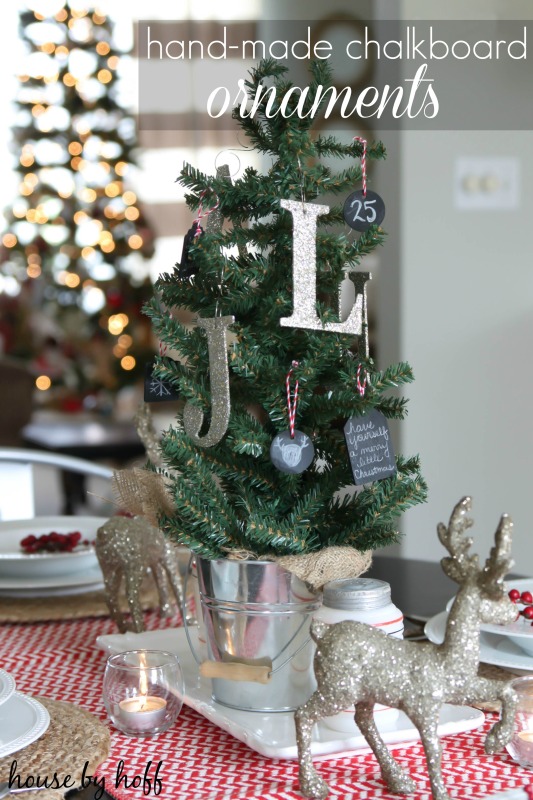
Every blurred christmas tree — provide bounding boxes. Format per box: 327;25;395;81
0;2;155;399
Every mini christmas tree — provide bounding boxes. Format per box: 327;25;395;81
145;60;427;560
0;3;155;392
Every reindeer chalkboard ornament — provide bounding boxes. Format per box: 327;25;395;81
295;497;519;800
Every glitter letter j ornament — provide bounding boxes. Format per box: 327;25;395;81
295;497;518;800
183;315;234;448
279;200;371;355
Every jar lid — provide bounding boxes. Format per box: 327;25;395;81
322;578;392;610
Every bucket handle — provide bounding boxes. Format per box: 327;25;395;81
182;553;312;684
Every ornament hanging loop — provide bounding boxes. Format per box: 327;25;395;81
353;136;367;198
193;190;220;237
286;361;300;439
356;364;367;397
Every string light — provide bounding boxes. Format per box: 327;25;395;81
115;161;127;176
41;43;55;54
107;56;119;69
35;376;51;391
32;105;46;117
81;246;95;259
124;207;139;221
55;9;68;22
2;234;17;248
118;334;133;348
122;191;136;205
55;46;69;57
74;211;88;224
27;264;42;279
68;142;83;155
105;182;120;198
96;42;110;56
97;69;112;84
63;73;76;87
108;313;129;335
93;13;106;24
80;188;97;202
128;235;143;250
120;355;136;371
65;273;81;288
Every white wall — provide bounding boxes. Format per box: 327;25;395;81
375;0;533;567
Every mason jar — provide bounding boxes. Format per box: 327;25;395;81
313;577;403;733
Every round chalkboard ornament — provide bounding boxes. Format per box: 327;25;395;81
343;189;385;232
270;430;315;474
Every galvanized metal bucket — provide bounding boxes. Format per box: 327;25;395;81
187;557;320;712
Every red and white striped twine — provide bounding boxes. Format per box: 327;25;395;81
357;364;367;397
353;136;367;197
159;341;168;357
286;360;300;439
193;189;220;237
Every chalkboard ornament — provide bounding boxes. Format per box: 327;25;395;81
270;430;315;474
144;361;180;403
343;189;385;232
175;221;203;280
344;408;396;485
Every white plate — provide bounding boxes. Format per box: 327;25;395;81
0;669;15;706
425;611;533;673
0;580;104;598
96;627;485;760
445;579;533;656
0;563;103;593
0;517;105;578
0;693;50;757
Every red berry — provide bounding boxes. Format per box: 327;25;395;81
521;591;533;605
522;606;533;620
509;589;521;602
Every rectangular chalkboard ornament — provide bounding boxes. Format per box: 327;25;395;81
344;409;397;485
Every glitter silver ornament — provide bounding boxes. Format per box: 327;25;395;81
279;200;371;353
183;315;234;447
205;164;230;234
295;497;519;800
96;515;184;633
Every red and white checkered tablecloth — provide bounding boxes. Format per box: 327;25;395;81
1;611;532;800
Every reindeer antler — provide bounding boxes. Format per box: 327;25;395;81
478;513;514;597
438;496;479;584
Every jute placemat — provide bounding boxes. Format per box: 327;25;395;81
0;585;161;624
0;696;110;800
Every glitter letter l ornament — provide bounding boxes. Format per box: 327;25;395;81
183;315;234;447
295;497;518;800
279;200;371;356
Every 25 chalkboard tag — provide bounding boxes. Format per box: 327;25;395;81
343;408;396;485
144;362;180;403
343;189;385;232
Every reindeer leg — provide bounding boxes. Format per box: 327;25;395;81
295;694;330;800
405;706;449;800
102;568;126;632
473;678;519;754
151;562;174;618
125;569;145;632
355;703;417;795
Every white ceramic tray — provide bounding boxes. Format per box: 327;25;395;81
0;517;104;578
97;627;485;760
0;693;50;758
0;669;15;707
425;611;533;673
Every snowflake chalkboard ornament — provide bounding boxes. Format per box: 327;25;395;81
144;362;180;403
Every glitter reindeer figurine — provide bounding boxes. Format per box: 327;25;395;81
295;497;518;800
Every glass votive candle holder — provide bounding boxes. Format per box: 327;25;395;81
103;650;183;737
505;676;533;768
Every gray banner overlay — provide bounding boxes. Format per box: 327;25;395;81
137;20;533;131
